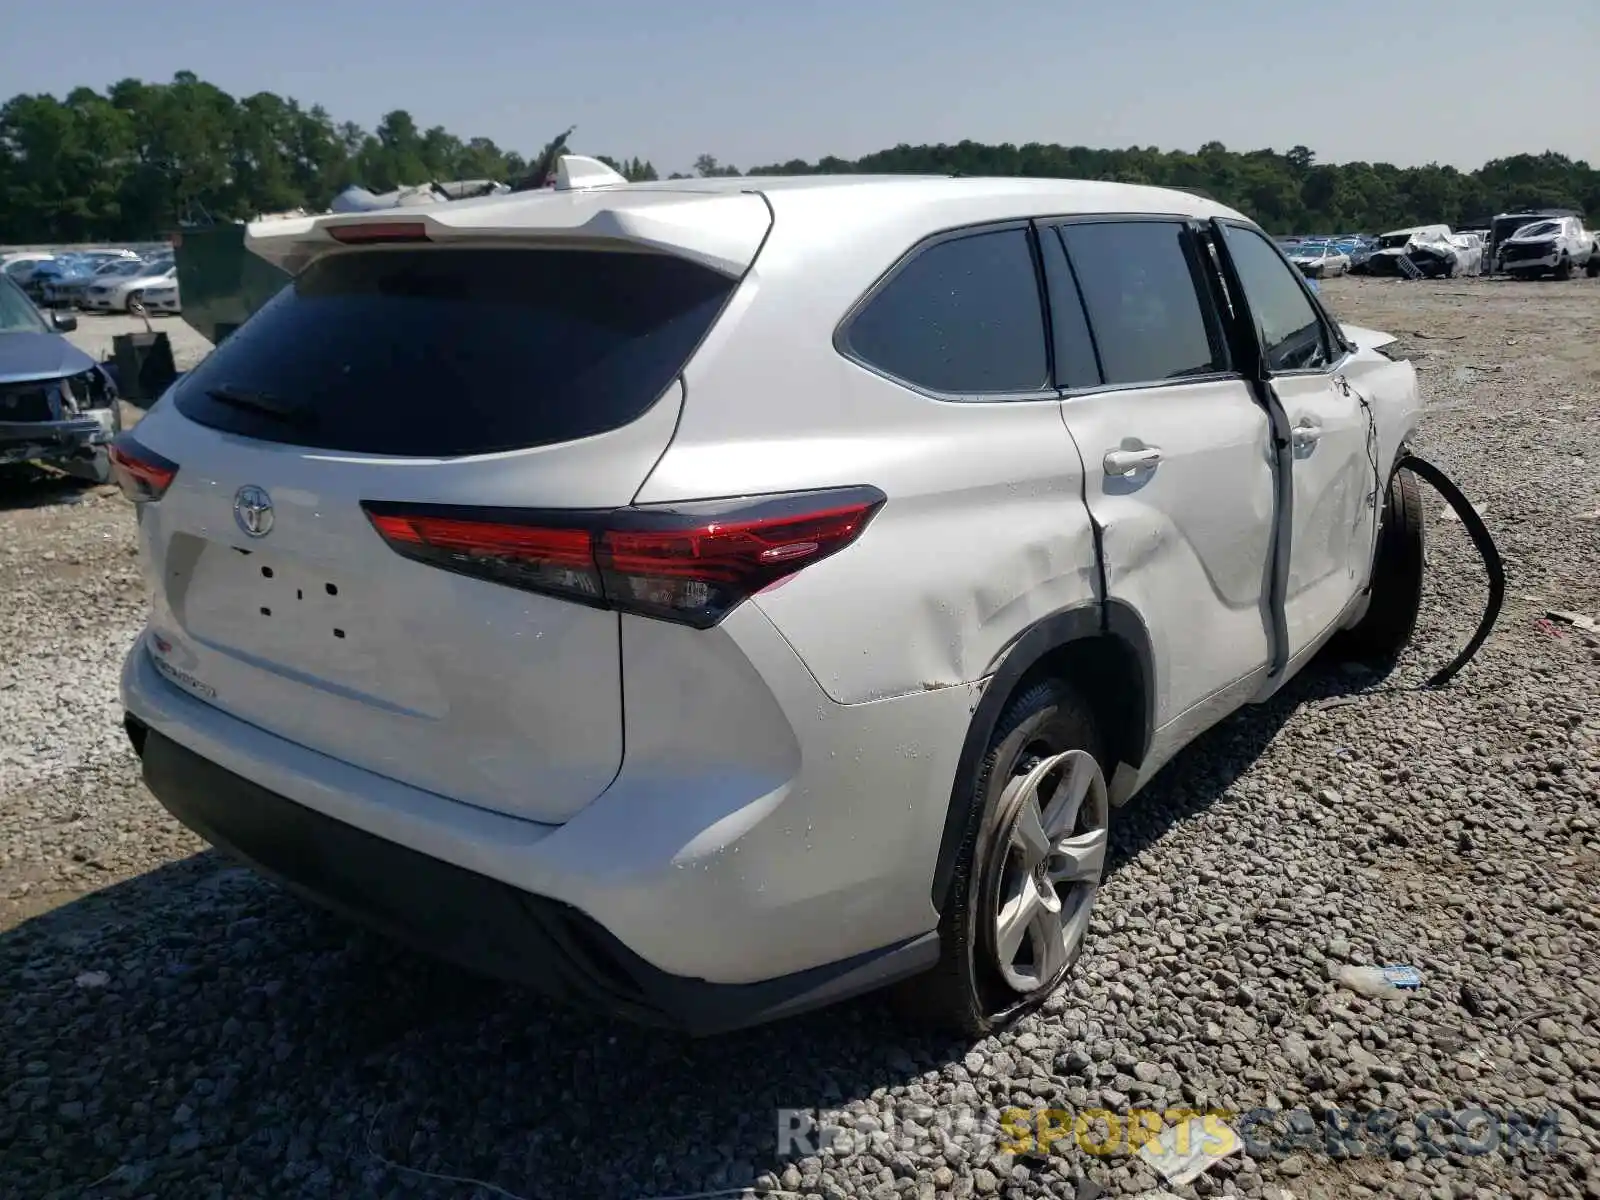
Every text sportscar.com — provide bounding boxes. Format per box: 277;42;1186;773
777;1104;1563;1161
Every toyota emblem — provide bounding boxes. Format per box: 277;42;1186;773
234;485;274;538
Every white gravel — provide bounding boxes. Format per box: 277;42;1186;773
1;285;1597;1200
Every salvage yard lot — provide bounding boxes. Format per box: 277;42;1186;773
3;280;1598;1199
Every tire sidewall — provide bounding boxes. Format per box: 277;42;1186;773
1339;467;1425;663
945;679;1105;1030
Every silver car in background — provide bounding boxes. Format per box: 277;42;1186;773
82;263;178;313
1286;240;1351;278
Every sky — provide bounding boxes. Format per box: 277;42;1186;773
2;0;1595;176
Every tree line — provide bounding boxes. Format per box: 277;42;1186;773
2;72;1595;243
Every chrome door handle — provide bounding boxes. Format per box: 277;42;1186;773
1103;446;1162;475
1292;421;1323;449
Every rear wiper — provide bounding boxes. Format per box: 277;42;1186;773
205;384;314;426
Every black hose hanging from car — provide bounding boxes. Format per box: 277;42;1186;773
1395;452;1506;687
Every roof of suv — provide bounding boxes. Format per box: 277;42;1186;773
247;173;1250;277
607;173;1235;210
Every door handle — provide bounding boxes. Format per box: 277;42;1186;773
1292;421;1323;450
1103;446;1162;475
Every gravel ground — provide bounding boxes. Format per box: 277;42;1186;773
62;311;215;376
2;283;1598;1200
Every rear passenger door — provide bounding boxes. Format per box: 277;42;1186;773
1213;222;1377;664
1041;217;1277;753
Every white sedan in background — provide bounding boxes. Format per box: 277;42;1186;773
81;265;178;313
1286;240;1351;278
138;280;182;314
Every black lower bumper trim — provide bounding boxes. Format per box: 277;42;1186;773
0;417;109;466
134;726;939;1035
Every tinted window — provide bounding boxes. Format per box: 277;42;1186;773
1058;222;1223;385
1221;227;1332;372
847;228;1048;395
174;248;735;457
1038;229;1102;389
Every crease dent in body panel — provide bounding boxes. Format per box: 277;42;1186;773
909;521;1101;696
1097;515;1170;579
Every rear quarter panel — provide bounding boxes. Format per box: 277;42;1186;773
637;199;1100;704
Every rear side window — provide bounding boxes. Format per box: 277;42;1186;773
1220;226;1332;372
1058;222;1224;386
174;248;735;457
844;227;1048;396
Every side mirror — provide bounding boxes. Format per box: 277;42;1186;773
51;311;78;333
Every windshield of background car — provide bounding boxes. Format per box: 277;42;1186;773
1295;243;1328;256
1513;222;1561;239
0;277;50;334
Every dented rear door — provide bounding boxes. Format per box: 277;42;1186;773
1042;217;1277;732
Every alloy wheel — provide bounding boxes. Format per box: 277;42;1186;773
989;748;1108;994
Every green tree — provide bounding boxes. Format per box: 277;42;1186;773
3;71;1597;241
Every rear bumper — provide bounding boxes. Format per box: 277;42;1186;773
120;595;975;1027
129;719;936;1034
0;415;115;465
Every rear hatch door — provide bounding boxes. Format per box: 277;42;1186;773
132;201;765;823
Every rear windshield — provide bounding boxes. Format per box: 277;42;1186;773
174;247;736;457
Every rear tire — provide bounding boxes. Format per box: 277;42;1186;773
1337;467;1425;665
894;678;1108;1036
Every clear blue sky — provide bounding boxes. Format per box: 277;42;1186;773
3;0;1595;175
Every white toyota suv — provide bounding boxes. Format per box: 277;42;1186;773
115;169;1423;1035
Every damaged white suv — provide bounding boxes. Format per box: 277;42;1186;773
116;169;1424;1035
1499;215;1595;279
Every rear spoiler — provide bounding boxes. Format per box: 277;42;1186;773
244;173;769;279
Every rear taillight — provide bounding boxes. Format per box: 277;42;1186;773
362;487;886;629
108;433;178;502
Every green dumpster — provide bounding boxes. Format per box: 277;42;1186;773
171;222;291;347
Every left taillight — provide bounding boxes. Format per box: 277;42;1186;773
108;433;179;503
362;486;887;629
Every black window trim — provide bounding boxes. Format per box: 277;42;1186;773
833;219;1059;405
1032;222;1105;390
1037;212;1241;399
1214;217;1355;380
